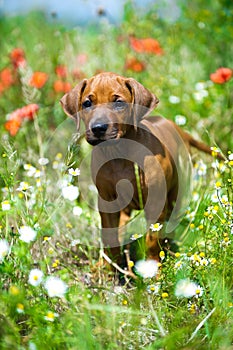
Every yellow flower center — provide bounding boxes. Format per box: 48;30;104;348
46;312;54;319
9;285;20;295
17;303;24;310
162;292;168;299
159;251;165;258
128;261;134;268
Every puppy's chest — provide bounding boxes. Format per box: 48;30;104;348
96;159;136;186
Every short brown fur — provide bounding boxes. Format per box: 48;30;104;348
61;72;223;266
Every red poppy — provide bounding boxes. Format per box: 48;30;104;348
130;37;164;55
4;104;39;136
10;48;26;69
63;82;71;93
21;104;39;120
30;72;48;89
0;68;14;88
55;65;67;78
125;57;146;72
53;80;64;93
53;80;71;93
5;119;22;136
210;67;232;84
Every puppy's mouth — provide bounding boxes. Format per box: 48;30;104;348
86;126;123;146
86;133;120;146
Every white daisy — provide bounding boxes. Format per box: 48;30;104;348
72;206;83;216
44;276;68;298
134;259;158;279
52;160;64;170
175;279;202;298
221;195;229;205
70;239;81;247
200;258;209;266
68;167;80;176
192;192;199;201
34;169;42;178
194;160;207;176
195;82;207;90
211;192;219;203
193;89;208;102
62;185;79;201
150;223;163;232
147;283;160;294
19;226;37;243
24;164;37;177
38;158;49;166
16;303;25;314
174;260;183;270
169;95;180;104
1;200;11;211
44;311;59;322
28;268;44;286
174;115;187;126
130;233;143;241
17;181;31;191
0;239;10;262
57;177;70;189
195;286;204;298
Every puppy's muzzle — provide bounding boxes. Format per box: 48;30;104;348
87;115;120;145
91;122;108;138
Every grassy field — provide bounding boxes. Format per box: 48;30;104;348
0;1;233;349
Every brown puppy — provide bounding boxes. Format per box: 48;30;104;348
60;72;220;266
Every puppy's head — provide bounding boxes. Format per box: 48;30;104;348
60;72;159;145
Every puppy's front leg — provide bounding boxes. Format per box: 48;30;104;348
143;155;169;261
100;211;121;264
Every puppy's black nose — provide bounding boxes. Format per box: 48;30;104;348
91;123;108;138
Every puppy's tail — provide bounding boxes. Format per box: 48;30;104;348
187;134;225;160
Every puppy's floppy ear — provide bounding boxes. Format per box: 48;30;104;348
60;79;87;130
125;78;159;128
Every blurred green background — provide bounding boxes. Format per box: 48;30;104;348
0;0;232;149
0;1;233;349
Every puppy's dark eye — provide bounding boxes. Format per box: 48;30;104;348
82;100;92;109
114;100;126;110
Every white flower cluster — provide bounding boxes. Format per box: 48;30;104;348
193;81;212;103
28;269;68;298
62;185;79;201
194;160;207;177
175;278;203;298
19;226;37;243
1;200;11;211
57;166;80;201
174;115;187;126
189;253;210;267
134;259;159;279
0;239;10;262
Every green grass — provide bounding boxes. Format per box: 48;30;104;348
0;1;233;349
